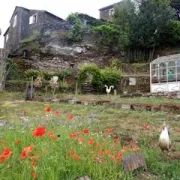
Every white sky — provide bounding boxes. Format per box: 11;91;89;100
0;0;119;48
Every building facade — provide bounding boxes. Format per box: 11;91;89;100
4;6;68;57
99;2;121;20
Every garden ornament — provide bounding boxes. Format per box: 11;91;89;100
105;85;114;95
159;122;171;153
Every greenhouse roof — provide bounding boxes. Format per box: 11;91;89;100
151;53;180;64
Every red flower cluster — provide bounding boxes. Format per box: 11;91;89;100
0;148;12;163
83;128;89;134
54;110;60;115
33;127;46;137
67;115;73;120
21;146;34;159
68;151;80;160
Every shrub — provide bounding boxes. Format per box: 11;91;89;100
21;30;40;43
78;64;102;90
100;67;122;88
24;69;43;80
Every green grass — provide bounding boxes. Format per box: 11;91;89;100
1;92;180;179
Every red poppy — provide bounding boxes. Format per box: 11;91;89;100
15;140;21;145
33;127;46;137
70;132;78;138
108;128;113;133
77;136;83;144
51;136;56;141
48;132;54;137
143;124;148;129
31;161;37;167
98;150;103;156
96;143;100;148
32;171;37;179
88;138;94;145
83;128;89;134
45;107;51;113
73;155;80;160
114;137;119;143
116;156;121;162
21;151;27;159
2;148;12;159
133;145;140;151
117;152;123;157
24;110;27;115
105;150;111;155
68;151;75;156
67;115;73;120
54;110;60;115
122;146;128;151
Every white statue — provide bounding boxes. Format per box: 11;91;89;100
105;85;114;97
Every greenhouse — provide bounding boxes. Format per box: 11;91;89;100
150;53;180;93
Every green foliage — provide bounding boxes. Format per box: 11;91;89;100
93;23;119;53
6;59;24;80
67;13;85;42
58;69;71;81
21;30;40;43
24;69;43;80
78;64;102;89
100;67;122;87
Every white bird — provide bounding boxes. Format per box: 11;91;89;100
159;122;171;153
105;85;114;94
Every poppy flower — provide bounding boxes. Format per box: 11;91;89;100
24;110;27;115
73;155;80;160
105;150;111;155
48;132;54;137
1;148;12;159
54;110;60;115
33;127;46;137
45;107;51;113
108;128;113;133
122;146;128;152
70;132;78;138
51;136;56;141
117;152;123;157
88;138;94;145
15;140;21;145
133;145;140;151
83;128;89;134
68;151;75;156
77;136;83;144
116;156;121;162
21;151;27;159
32;171;37;179
31;161;37;167
143;124;148;129
67;115;73;120
114;137;119;143
96;143;100;148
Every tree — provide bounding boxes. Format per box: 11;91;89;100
67;13;85;42
93;23;119;54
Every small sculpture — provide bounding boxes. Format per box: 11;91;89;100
105;85;114;97
159;122;171;153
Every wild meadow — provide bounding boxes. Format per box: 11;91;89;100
0;93;180;180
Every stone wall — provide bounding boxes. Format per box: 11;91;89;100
118;76;150;93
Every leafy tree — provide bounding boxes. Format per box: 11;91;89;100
67;13;85;42
92;23;119;53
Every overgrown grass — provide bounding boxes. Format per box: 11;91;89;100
1;93;180;179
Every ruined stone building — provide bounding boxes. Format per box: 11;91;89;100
3;6;69;57
99;2;121;21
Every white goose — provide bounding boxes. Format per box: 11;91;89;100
159;122;171;153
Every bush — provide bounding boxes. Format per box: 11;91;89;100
24;69;43;80
101;67;122;88
78;64;102;90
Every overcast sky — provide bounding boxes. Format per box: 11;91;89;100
0;0;119;48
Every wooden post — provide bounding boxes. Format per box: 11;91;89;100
74;82;78;101
31;77;33;99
